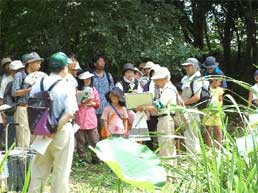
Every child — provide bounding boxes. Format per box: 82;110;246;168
203;76;224;149
248;70;258;107
75;71;100;164
101;87;129;137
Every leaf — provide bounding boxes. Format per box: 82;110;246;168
91;137;167;192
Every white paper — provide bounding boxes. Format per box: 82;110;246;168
30;136;53;155
132;111;148;129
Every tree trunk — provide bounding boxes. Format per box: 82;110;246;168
223;4;233;75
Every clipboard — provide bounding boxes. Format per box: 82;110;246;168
124;92;153;109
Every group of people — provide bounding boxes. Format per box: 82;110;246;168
0;51;257;193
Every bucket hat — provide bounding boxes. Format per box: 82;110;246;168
105;87;125;105
1;58;12;66
122;63;134;74
22;52;44;64
144;61;155;69
9;60;24;70
202;56;219;69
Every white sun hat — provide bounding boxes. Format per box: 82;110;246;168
78;71;94;80
9;60;24;70
151;67;170;80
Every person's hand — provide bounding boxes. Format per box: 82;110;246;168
81;98;91;105
106;130;112;138
136;105;145;112
86;101;96;107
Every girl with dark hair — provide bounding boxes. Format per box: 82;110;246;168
75;71;100;163
101;87;129;138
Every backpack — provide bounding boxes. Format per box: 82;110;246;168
27;77;62;136
190;76;211;109
3;81;17;109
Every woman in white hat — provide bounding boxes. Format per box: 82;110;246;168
75;71;100;164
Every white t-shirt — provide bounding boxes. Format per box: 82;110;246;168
251;83;258;101
159;81;177;107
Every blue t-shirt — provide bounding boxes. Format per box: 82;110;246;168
92;71;114;115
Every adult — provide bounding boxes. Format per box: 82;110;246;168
0;58;12;142
12;52;43;147
116;63;143;93
28;52;78;193
202;56;227;88
248;69;258;107
0;57;12;104
133;67;143;81
180;58;202;153
143;61;155;78
3;60;25;148
144;64;160;150
137;67;177;164
91;53;114;134
66;56;81;89
138;63;145;74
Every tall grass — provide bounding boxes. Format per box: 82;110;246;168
164;76;258;193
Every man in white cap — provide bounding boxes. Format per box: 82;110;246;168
137;67;177;164
1;60;24;148
180;58;202;153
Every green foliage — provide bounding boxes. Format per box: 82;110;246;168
0;0;199;76
91;137;167;192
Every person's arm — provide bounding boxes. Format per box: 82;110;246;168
136;105;157;113
12;72;31;97
14;87;32;97
183;80;201;106
123;118;129;137
57;112;74;131
248;92;253;107
86;88;100;108
183;93;200;106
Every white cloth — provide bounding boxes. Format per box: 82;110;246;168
157;116;176;165
0;75;13;99
130;111;150;141
251;83;258;101
159;81;177;108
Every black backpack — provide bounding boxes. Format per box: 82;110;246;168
190;76;211;109
3;81;17;109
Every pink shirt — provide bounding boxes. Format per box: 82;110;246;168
75;87;100;130
101;105;128;134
